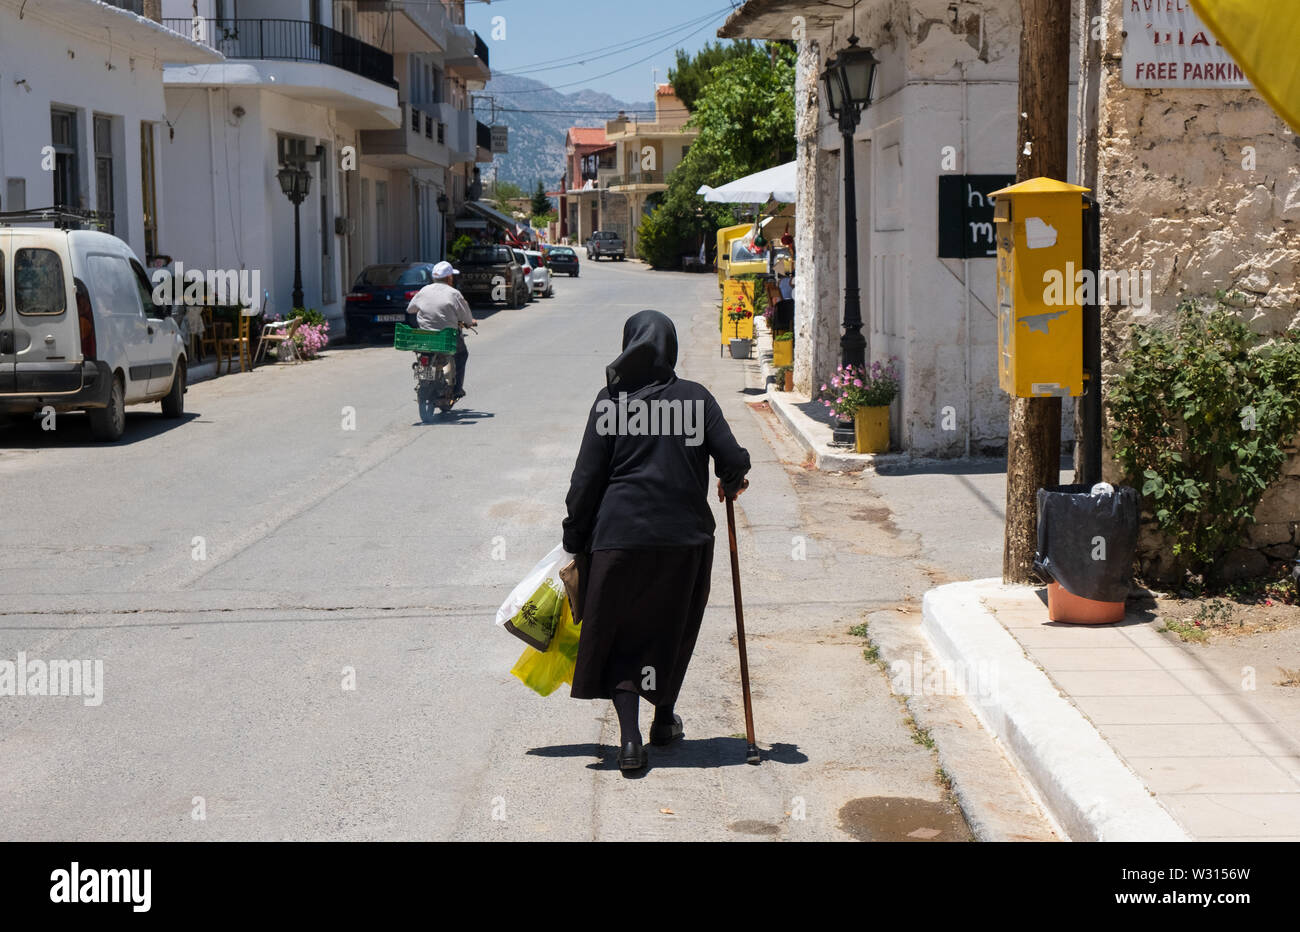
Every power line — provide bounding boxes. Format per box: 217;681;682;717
493;10;732;95
501;6;735;75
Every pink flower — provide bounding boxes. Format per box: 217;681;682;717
853;379;863;387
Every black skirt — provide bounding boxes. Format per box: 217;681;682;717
570;543;714;703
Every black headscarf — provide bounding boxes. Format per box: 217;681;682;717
605;310;678;395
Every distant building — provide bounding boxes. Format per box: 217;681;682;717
605;85;698;257
561;127;617;246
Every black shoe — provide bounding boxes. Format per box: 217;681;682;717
454;388;466;399
617;740;647;772
649;713;684;746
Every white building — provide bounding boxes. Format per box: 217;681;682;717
157;0;490;328
0;0;220;261
721;0;1077;457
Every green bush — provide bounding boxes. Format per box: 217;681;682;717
1109;297;1300;576
291;307;328;327
447;235;474;262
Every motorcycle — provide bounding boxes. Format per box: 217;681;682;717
410;325;474;423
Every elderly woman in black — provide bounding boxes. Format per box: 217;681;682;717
563;310;751;773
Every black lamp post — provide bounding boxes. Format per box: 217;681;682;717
277;162;312;310
821;36;880;445
436;192;451;259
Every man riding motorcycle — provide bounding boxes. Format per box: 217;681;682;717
406;260;476;398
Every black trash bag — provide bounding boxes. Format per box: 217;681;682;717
1034;484;1139;603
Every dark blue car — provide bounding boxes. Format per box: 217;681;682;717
344;263;437;343
544;246;580;277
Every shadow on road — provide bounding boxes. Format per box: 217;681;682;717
527;739;808;772
0;411;200;449
411;408;495;427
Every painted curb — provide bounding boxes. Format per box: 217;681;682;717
921;579;1191;842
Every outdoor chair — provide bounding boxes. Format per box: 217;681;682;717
256;317;303;364
220;310;252;374
199;308;227;366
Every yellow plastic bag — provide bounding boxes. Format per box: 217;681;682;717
510;597;581;697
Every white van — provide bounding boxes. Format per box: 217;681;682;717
0;223;187;441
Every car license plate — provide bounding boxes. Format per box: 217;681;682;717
374;314;404;323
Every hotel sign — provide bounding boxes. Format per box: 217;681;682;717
1122;1;1249;88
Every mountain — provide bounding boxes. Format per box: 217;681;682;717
480;73;652;193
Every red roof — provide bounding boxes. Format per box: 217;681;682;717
656;83;675;96
567;127;608;147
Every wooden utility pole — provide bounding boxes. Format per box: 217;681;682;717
1003;0;1072;583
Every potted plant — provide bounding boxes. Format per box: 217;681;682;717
727;303;753;359
819;357;900;453
773;331;794;369
287;307;331;360
776;364;794;392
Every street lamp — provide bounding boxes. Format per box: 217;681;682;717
821;36;880;445
277;162;312;310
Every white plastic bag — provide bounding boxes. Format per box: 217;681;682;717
495;544;574;650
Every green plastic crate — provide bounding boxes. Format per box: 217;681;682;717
394;323;457;353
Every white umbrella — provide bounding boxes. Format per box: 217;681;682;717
702;161;797;204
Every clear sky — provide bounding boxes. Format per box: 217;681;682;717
465;0;741;104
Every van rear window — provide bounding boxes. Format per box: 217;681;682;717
15;248;66;315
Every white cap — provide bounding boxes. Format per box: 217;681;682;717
432;260;459;279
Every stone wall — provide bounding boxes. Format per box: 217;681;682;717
1086;0;1300;580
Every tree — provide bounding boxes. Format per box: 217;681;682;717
490;179;525;213
530;179;552;217
639;42;795;268
1003;0;1071;584
668;40;755;111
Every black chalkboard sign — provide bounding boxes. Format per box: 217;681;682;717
938;174;1015;259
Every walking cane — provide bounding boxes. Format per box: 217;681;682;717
725;487;761;765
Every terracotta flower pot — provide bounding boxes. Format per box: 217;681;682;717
854;405;890;454
783;369;794;392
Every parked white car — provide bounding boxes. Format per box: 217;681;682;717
510;248;539;303
0;219;187;441
521;249;554;298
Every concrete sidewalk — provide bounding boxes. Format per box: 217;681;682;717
758;323;1300;840
924;580;1300;841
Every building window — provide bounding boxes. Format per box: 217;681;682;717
50;108;80;210
94;115;115;235
437;123;445;144
278;134;308;166
141;123;157;259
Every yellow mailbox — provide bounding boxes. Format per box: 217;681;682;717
990;177;1089;398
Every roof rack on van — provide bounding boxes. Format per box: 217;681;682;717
0;207;115;231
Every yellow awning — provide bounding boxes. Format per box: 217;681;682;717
1191;0;1300;132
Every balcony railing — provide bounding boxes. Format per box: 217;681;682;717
475;32;490;69
608;171;665;188
477;121;492;152
161;18;396;89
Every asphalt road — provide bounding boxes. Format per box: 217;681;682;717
0;257;972;841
